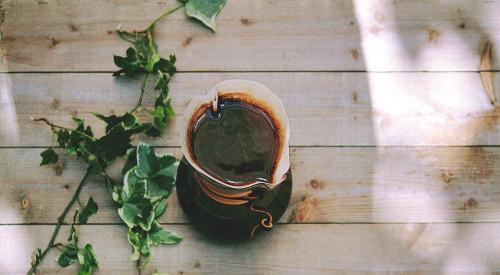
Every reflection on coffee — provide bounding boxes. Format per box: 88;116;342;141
191;99;277;185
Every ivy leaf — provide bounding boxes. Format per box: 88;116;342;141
154;57;176;76
122;148;137;175
146;175;175;201
145;53;161;72
28;248;43;275
113;47;143;76
157;155;178;178
78;197;98;224
55;243;98;275
94;113;140;133
117;143;181;261
122;168;147;202
138;210;155;231
57;129;70;147
185;0;226;31
153;200;167;219
149;222;182;245
118;203;141;228
127;229;151;261
92;124;148;163
68;224;78;244
144;125;162;137
135;142;160;178
40;148;58;166
56;243;79;267
77;244;99;275
94;114;123;133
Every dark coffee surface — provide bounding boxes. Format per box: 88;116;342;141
192;100;276;185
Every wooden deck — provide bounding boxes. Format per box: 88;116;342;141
1;0;500;274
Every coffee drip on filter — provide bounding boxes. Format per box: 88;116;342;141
176;79;292;239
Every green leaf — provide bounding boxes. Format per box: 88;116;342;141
77;244;98;275
153;200;167;219
68;223;78;244
154;56;176;76
127;229;151;261
149;222;182;245
122;168;147;202
40;148;58;166
79;197;98;224
94;114;123;133
92;124;147;163
135;142;160;178
57;129;70;147
138;210;155;231
151;269;169;275
145;126;162;137
56;243;79;267
153;106;167;130
123;113;137;128
122;148;137;175
118;200;155;230
118;142;181;262
78;264;93;275
127;229;142;261
29;248;43;275
145;53;161;72
94;113;138;133
157;155;179;179
146;175;175;201
113;47;143;76
163;98;175;117
118;203;140;228
185;0;226;31
126;47;136;59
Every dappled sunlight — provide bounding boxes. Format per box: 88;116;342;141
0;74;19;145
366;72;496;145
0;226;32;273
352;0;500;272
371;148;454;223
352;0;496;145
0;73;34;274
440;225;500;274
352;0;499;71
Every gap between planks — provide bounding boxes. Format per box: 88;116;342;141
0;70;499;74
4;145;500;149
4;221;500;226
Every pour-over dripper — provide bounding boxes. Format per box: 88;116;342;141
176;79;293;239
180;79;291;191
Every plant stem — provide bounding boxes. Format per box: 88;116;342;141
116;3;184;37
131;73;150;113
27;166;93;275
137;257;142;275
32;117;96;141
147;3;185;30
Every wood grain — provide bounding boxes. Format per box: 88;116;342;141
3;223;500;274
2;146;500;225
1;72;499;147
1;0;500;72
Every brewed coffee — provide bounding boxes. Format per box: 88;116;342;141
191;100;276;185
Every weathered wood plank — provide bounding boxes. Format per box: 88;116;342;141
3;223;500;274
2;146;500;224
1;0;500;72
1;72;499;147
